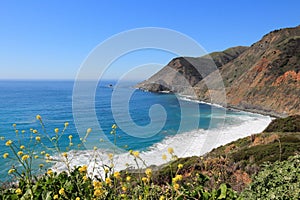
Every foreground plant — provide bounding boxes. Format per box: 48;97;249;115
0;115;239;199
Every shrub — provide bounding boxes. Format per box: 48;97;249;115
240;154;300;199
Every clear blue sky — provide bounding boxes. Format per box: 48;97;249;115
0;0;299;80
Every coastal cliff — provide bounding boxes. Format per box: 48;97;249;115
136;25;300;117
136;46;248;94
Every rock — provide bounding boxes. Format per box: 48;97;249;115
137;25;300;116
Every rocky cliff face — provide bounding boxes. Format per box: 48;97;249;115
136;25;300;116
136;46;248;95
195;25;300;116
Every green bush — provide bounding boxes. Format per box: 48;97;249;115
264;115;300;132
240;154;300;199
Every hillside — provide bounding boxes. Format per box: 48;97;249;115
195;25;300;116
143;115;300;193
136;46;248;94
137;25;300;116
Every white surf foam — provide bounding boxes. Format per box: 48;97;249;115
51;112;272;177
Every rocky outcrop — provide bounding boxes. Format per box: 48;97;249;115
136;46;248;94
195;25;300;116
137;25;300;117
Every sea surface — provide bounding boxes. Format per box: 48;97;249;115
0;80;272;182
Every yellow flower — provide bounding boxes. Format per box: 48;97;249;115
20;145;25;149
142;177;148;183
82;175;88;182
3;153;9;159
132;151;139;158
145;168;152;177
122;186;127;192
62;152;67;158
104;167;109;173
159;196;165;200
167;147;174;154
15;130;19;134
59;188;65;195
68;135;72;140
112;124;117;129
172;175;183;183
15;188;22;195
13;124;16;127
17;151;23;156
94;189;103;197
33;129;38;134
121;194;126;198
113;171;121;179
64;122;69;127
126;176;131;182
105;177;112;185
173;183;180;190
35;136;41;142
162;154;167;160
54;128;59;133
47;169;53;175
8;168;15;174
79;165;87;173
75;197;80;200
86;128;92;134
41;151;45;155
36;115;42;120
5;140;12;146
21;155;29;161
93;181;102;189
34;155;39;159
21;130;25;133
53;194;59;199
0;136;5;140
39;164;44;168
178;164;183;169
45;153;50;157
93;146;97;150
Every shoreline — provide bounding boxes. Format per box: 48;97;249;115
51;99;272;177
176;93;280;119
144;89;285;118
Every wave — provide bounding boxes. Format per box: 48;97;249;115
177;95;225;108
51;113;272;177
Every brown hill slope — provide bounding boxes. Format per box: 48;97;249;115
137;25;300;116
195;25;300;116
135;46;248;94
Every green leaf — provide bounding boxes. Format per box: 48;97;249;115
218;184;227;199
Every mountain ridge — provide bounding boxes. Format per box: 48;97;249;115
136;25;300;117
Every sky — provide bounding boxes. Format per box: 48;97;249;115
0;0;299;80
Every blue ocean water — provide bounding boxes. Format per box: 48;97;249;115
0;80;271;182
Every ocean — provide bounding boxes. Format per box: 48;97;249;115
0;80;271;182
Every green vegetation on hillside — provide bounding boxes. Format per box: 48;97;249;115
264;115;300;132
240;154;300;199
1;115;300;199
